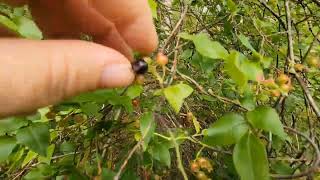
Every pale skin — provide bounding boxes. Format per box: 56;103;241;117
0;0;158;117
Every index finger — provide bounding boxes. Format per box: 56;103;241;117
90;0;158;55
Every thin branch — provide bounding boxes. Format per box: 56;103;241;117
160;4;188;53
270;126;320;179
259;0;287;31
285;0;294;64
295;73;320;119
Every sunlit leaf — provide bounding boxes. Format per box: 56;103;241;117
164;83;193;113
148;0;158;19
22;150;38;168
13;16;42;39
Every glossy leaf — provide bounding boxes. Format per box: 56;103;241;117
17;123;50;156
140;112;156;151
233;133;269;180
203;113;249;146
246;106;286;139
164;83;193;113
0;136;17;162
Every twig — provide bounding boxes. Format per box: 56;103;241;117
302;31;320;62
270;126;320;179
160;4;188;53
295;73;320;119
259;0;287;31
285;0;294;65
113;114;154;180
169;130;188;180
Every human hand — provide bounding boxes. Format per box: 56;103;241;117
0;0;158;117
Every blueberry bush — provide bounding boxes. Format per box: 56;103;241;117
0;0;320;179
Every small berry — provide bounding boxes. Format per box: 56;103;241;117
135;75;145;85
187;112;193;121
197;157;213;172
132;59;148;74
190;162;200;172
196;171;209;180
132;99;140;107
271;89;281;97
276;74;290;85
261;78;277;89
156;52;169;66
280;84;292;93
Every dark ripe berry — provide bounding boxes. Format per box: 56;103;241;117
132;59;148;74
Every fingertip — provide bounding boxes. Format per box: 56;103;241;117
120;15;158;55
100;63;135;88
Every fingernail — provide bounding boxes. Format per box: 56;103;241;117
101;63;135;88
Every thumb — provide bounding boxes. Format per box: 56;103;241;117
0;39;135;117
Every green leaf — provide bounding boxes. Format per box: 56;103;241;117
38;144;55;164
148;0;158;19
203;113;249;146
60;141;75;154
80;103;101;116
126;85;143;99
101;168;116;180
13;16;42;39
149;142;171;167
233;133;269;180
240;59;264;82
226;0;238;15
246;106;286;139
23;164;54;180
22;150;38;168
164;83;193;113
225;51;247;88
0;136;17;162
140;112;156;151
179;33;229;60
0;14;18;33
0;116;28;134
238;34;256;52
17;123;50;156
192;116;201;134
108;95;133;112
